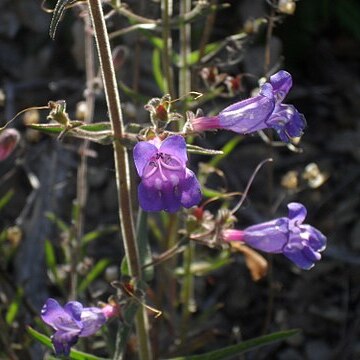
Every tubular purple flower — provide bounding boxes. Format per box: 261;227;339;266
222;203;326;270
41;298;107;356
133;135;202;213
191;70;306;142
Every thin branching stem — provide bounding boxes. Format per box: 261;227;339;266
87;1;151;358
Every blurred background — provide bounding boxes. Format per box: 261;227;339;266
0;0;360;359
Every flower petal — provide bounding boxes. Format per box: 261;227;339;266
267;104;306;142
159;135;188;163
133;141;158;177
283;242;320;270
64;301;83;322
41;298;74;330
180;169;202;209
301;224;327;252
52;330;79;356
269;70;292;102
219;83;275;134
160;182;182;213
138;182;182;213
79;307;106;337
287;202;307;226
138;182;164;212
243;218;289;253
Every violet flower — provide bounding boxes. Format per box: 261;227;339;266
41;298;108;356
133;135;202;213
191;70;306;142
222;203;326;269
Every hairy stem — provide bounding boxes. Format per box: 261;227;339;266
161;0;175;98
87;1;151;358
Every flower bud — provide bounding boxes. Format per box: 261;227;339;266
0;128;20;161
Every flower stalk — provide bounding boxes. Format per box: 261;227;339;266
87;0;151;358
161;0;175;97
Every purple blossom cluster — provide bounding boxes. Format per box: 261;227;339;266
40;71;327;356
131;71;326;269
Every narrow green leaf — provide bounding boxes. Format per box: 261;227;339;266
146;35;164;50
175;255;232;277
6;288;23;325
28;123;64;134
209;136;243;168
152;48;165;92
168;329;300;360
120;255;130;277
81;225;119;246
187;42;222;65
0;189;14;211
71;127;113;144
27;327;109;360
45;212;69;232
45;239;61;286
78;259;111;293
186;144;223;156
28;123;113;144
79;123;112;132
173;41;222;66
202;187;225;198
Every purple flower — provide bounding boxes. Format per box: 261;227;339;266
0;128;20;161
133;135;202;213
41;298;107;356
222;203;326;269
191;70;306;142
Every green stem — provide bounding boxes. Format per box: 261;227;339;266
179;0;191;100
87;1;151;359
180;241;195;343
161;0;175;98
